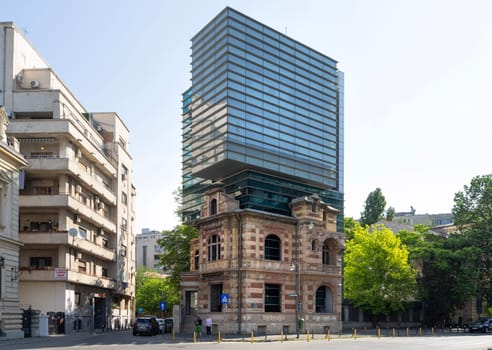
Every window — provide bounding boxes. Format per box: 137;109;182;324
264;234;281;260
210;198;217;215
315;286;333;313
194;250;200;270
322;240;330;265
142;246;147;267
78;260;87;273
311;240;317;251
208;235;221;261
121;192;128;205
30;257;52;269
102;267;109;277
210;284;223;312
75;292;81;306
265;284;281;312
121;218;127;232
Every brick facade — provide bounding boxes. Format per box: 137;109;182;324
181;187;345;335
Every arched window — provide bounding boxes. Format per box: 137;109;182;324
194;250;199;270
208;235;221;261
322;241;330;265
315;286;333;313
264;234;281;260
210;198;217;215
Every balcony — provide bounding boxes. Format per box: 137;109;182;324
19;193;116;233
24;157;116;205
20;231;115;261
19;266;115;289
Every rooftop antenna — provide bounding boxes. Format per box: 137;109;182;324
285;26;288;35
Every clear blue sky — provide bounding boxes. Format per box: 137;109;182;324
3;0;492;232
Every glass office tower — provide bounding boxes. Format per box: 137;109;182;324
182;7;344;230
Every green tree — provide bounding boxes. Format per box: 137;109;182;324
385;206;396;221
344;217;359;241
135;266;179;315
452;174;492;311
344;224;417;320
157;224;199;291
360;188;387;226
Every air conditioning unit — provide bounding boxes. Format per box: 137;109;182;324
30;80;40;88
99;202;105;210
16;73;24;83
76;252;82;259
94;196;100;204
75;185;82;193
75;149;82;158
75;215;81;223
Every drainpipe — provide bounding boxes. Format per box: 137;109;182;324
235;211;242;335
2;25;14;107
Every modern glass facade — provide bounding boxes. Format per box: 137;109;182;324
182;7;344;230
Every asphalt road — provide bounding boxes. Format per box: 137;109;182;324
1;330;492;350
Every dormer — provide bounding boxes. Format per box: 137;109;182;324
200;185;240;218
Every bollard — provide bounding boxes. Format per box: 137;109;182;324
327;328;331;341
218;331;221;344
194;331;197;343
172;328;175;340
353;328;357;339
419;327;422;336
392;328;396;337
364;326;367;336
281;330;283;343
307;330;310;342
406;327;409;337
432;327;434;336
251;330;254;344
377;327;381;338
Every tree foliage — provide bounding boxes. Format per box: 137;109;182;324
452;174;492;310
360;188;387;226
135;266;179;315
157;224;199;291
385;206;396;221
344;223;416;318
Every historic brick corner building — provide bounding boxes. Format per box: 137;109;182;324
180;187;344;335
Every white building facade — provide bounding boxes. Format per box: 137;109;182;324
0;107;28;339
135;229;164;272
1;22;136;334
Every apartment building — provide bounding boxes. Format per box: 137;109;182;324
0;22;136;334
0;107;28;339
135;229;164;272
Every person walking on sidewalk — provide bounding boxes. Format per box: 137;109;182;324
205;316;212;337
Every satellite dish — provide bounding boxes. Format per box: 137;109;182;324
69;228;78;237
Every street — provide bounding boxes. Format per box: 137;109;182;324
1;330;492;350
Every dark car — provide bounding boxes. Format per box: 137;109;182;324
133;317;159;336
469;317;492;333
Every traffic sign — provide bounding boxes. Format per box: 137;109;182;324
159;301;167;311
220;293;230;305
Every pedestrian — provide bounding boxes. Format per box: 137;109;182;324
194;317;202;337
205;316;212;337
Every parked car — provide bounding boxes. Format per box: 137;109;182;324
469;317;492;333
156;318;165;334
133;317;159;336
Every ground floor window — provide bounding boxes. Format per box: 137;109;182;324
265;284;281;312
315;286;333;313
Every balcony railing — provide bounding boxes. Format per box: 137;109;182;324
19;266;115;289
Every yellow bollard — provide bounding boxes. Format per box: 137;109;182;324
377;327;381;338
353;328;357;339
172;328;175;340
307;330;310;342
280;330;283;343
432;327;434;336
193;331;196;343
406;327;409;337
251;330;254;344
327;328;331;340
218;331;221;344
419;327;422;336
392;328;396;337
